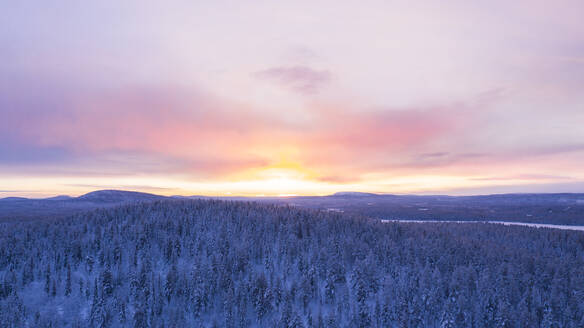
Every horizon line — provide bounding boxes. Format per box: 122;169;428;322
2;188;584;201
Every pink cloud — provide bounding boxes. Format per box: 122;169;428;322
2;75;583;187
254;66;332;94
287;102;476;179
0;74;491;182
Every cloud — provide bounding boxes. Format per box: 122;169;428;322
2;0;584;196
439;181;584;196
471;174;575;182
0;73;483;182
0;143;75;164
419;152;450;159
289;102;479;179
1;71;583;190
402;152;489;169
0;79;278;178
63;184;175;192
254;66;331;94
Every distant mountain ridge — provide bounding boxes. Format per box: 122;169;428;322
0;197;29;201
0;189;166;202
331;191;379;197
0;190;169;221
44;195;74;201
77;189;165;203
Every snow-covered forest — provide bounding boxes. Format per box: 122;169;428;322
1;199;583;327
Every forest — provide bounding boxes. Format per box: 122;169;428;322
1;199;583;327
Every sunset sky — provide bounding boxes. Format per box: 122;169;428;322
2;0;584;198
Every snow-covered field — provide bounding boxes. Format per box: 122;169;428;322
381;219;584;232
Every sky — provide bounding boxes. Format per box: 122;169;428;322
1;0;584;198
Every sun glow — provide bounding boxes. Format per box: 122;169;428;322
2;156;583;198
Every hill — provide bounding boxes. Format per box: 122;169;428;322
77;190;165;203
331;191;379;197
0;190;168;221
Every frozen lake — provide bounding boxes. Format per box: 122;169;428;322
381;219;584;232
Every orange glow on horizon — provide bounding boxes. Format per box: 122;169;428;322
3;167;583;199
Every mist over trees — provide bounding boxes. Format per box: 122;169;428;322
1;199;583;327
